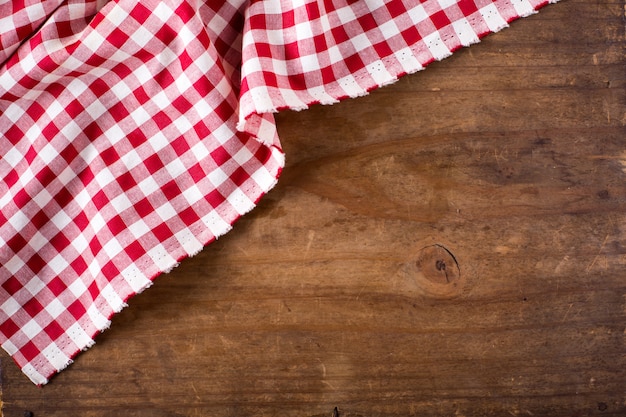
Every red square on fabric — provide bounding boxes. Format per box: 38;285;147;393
2;277;24;296
21;341;40;362
458;0;480;16
23;299;44;318
0;318;21;339
151;223;174;242
71;257;89;277
44;321;65;341
67;300;87;320
161;180;183;201
178;206;201;226
431;10;452;28
48;277;68;297
49;232;71;253
101;261;121;281
206;188;225;208
26;253;47;275
134;198;156;218
5;124;25;144
357;13;378;32
107;215;128;236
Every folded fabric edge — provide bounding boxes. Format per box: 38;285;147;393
237;0;558;130
17;147;285;386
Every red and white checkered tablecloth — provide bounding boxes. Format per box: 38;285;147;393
1;0;555;385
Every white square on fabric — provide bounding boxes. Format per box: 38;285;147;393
214;78;234;99
480;4;508;32
8;210;30;233
232;146;254;166
177;230;204;256
48;254;70;275
71;234;89;254
165;157;187;179
226;188;254;215
85;99;108;120
251;165;276;190
50;210;73;231
407;3;429;24
150;90;170;110
100;283;125;312
102;238;124;259
173;115;193;134
203;210;232;237
24;277;46;296
264;28;285;46
394;47;423;73
29;231;48;252
131;25;155;49
127;218;151;240
147;244;177;272
241;56;264;76
87;304;110;330
74;188;92;210
94;167;116;189
137;175;160;196
181;184;204;205
147;131;170;153
189;142;210;161
378;20;401;39
46;100;65;120
422;31;451;60
155;202;177;222
452;19;479;46
129;105;152;128
44;299;67;319
299;53;322;72
102;124;126;146
41;344;71;371
120;148;143;171
121;264;150;293
337;74;362;97
366;61;393;86
153;1;175;22
335;4;358;24
37;141;60;165
66;323;92;347
248;85;275;112
68;278;88;299
59;120;82;142
511;0;536;16
82;24;107;51
437;0;459;9
350;33;373;53
255;115;277;143
1;297;23;317
208;167;228;188
21;319;43;339
294;21;314;41
3;147;23;168
174;73;193;94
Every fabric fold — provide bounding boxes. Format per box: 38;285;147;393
1;0;555;385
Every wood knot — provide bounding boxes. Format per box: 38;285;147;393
411;244;463;298
416;244;460;285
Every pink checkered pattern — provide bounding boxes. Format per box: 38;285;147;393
1;0;555;385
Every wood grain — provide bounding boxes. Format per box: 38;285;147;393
1;0;625;416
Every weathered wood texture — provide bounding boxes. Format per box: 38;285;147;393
2;0;625;416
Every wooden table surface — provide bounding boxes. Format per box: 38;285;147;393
1;1;625;416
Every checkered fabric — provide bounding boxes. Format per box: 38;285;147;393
1;0;555;385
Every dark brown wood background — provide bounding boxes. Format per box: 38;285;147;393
1;0;625;415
